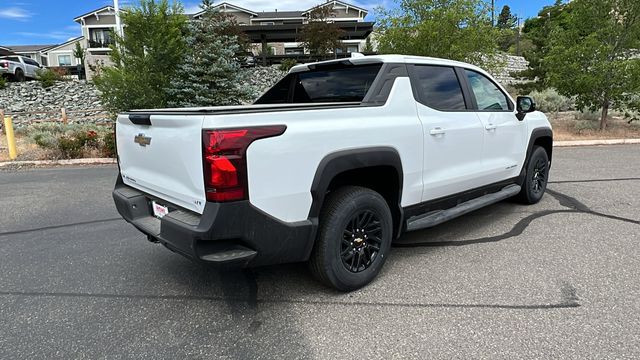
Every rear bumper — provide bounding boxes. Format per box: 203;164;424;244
113;177;315;267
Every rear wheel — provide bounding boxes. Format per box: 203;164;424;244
309;186;393;291
14;69;25;82
515;145;549;204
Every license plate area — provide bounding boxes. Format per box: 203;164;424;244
151;201;169;219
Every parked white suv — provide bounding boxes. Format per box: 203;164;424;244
0;55;41;81
113;55;552;291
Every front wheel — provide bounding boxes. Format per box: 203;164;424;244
515;145;549;204
309;186;393;291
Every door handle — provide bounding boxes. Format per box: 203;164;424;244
485;123;497;131
429;127;445;136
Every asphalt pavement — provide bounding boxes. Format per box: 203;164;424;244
0;145;639;359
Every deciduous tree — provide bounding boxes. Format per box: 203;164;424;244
546;0;640;129
375;0;499;68
300;6;345;59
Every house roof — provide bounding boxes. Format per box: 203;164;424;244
44;36;84;53
74;5;115;23
0;46;16;56
254;11;304;19
303;1;369;15
8;44;57;53
192;2;258;18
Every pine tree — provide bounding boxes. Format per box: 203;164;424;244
496;5;516;29
166;5;252;107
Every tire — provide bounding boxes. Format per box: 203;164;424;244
515;145;549;204
309;186;393;291
14;69;25;82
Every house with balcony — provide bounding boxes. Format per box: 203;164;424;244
73;5;117;55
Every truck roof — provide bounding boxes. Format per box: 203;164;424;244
289;54;486;74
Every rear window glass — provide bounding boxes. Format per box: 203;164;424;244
256;64;382;104
1;56;19;62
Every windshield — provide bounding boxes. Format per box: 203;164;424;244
255;63;382;104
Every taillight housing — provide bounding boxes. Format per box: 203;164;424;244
0;61;8;68
202;126;286;202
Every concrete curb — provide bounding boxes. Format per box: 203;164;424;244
0;158;116;168
554;138;640;147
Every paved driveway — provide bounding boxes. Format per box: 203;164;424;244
1;145;638;359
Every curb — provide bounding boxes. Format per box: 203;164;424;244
0;158;116;168
553;138;640;147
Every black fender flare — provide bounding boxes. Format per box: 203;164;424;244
302;147;404;257
519;127;553;184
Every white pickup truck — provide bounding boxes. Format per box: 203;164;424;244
0;55;42;81
113;55;552;291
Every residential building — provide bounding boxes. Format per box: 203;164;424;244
3;44;55;66
44;36;84;67
1;0;373;73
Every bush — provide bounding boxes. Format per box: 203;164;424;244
574;109;601;121
574;120;598;133
36;68;63;88
0;75;6;89
279;59;297;72
102;130;116;157
528;88;574;114
25;122;115;159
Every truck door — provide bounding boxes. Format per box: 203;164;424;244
462;69;528;183
408;64;486;201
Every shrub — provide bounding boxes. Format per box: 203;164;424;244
25;122;115;159
279;59;298;72
574;120;598;133
102;130;116;158
528;88;574;114
0;75;6;89
574;109;601;121
36;68;63;88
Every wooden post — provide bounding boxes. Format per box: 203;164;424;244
61;107;68;124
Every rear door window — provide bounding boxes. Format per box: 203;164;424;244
411;65;467;111
256;64;382;104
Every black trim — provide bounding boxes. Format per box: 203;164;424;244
128;114;152;126
113;178;314;267
516;127;553;184
403;177;519;221
361;63;408;105
307;147;404;244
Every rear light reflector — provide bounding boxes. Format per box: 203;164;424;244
0;62;8;68
203;126;286;202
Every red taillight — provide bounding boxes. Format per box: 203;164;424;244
0;61;8;68
203;126;286;202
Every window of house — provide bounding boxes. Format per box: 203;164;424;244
58;55;72;66
285;47;304;55
412;65;467;111
464;69;512;111
347;45;359;53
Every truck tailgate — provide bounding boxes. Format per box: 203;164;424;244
116;114;206;214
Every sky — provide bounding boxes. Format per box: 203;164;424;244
0;0;557;46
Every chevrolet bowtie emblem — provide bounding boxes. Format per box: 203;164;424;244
134;133;152;147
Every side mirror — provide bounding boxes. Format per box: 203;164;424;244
516;96;536;121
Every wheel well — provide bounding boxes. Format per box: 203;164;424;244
534;136;553;162
326;166;402;237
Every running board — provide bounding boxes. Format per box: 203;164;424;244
406;184;521;232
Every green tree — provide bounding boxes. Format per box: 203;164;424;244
375;0;499;68
546;0;640;129
73;42;86;67
165;1;252;107
496;5;515;29
300;6;345;59
514;0;573;92
93;0;187;114
362;36;374;53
